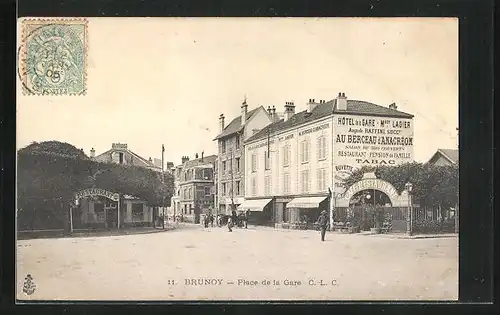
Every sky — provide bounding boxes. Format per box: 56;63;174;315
17;17;458;165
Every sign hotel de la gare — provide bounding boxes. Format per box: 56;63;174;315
333;114;414;193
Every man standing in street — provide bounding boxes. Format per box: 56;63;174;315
317;210;328;242
227;216;233;232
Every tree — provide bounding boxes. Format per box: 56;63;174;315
17;141;174;229
342;162;459;210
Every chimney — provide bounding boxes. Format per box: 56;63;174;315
389;103;398;110
284;101;296;122
148;157;153;163
195;153;199;159
336;92;347;111
219;114;225;132
271;106;279;122
307;98;318;113
90;147;95;158
201;151;204;161
181;156;189;164
241;98;248;126
267;105;272;116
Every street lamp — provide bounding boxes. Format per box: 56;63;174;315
405;182;413;236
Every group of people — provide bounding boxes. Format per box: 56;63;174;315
202;210;250;232
201;209;330;242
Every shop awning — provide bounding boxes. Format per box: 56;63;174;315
237;198;272;212
286;196;328;209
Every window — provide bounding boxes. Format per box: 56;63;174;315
205;187;211;196
221;140;226;153
264;151;270;170
283;173;290;194
300;140;310;163
264;176;271;195
317;136;327;160
132;203;143;217
222;161;227;173
251;154;257;172
236;157;240;171
119;152;124;164
222;183;226;196
301;170;310;193
283;145;290;167
236;135;240;148
236;181;241;195
317;168;327;191
251;177;257;196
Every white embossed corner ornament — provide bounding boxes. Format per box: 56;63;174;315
19;18;88;96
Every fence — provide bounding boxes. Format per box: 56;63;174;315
334;205;456;234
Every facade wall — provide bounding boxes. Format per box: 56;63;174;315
216;107;273;214
242;108;273;141
244;110;414;226
245;117;332;198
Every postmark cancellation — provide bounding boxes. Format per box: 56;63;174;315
19;18;88;96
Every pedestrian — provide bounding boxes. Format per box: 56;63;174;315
227;216;233;232
209;214;214;227
244;210;249;229
204;215;209;228
317;210;328;242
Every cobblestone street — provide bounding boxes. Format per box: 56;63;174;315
17;225;458;301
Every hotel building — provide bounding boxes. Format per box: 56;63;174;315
241;93;414;228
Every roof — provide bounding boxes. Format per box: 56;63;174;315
213;107;261;140
182;154;217;168
428;149;459;165
246;99;414;143
96;147;161;170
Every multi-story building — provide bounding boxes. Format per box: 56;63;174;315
242;93;414;228
213;99;274;214
174;153;217;223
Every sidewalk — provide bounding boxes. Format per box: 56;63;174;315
356;231;458;239
17;224;179;240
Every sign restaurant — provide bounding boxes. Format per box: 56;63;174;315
75;188;120;201
334;115;414;167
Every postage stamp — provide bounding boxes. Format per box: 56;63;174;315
19;18;88;96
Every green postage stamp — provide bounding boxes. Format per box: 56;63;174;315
20;18;88;95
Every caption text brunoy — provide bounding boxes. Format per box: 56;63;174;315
181;278;338;287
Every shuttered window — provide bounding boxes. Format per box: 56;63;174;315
251;154;257;172
283;145;291;166
265;176;271;195
301;170;310;193
251;177;257;196
317;136;327;160
317;168;327;192
300;140;310;163
283;173;291;194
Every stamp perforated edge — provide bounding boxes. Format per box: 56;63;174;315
19;17;88;96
